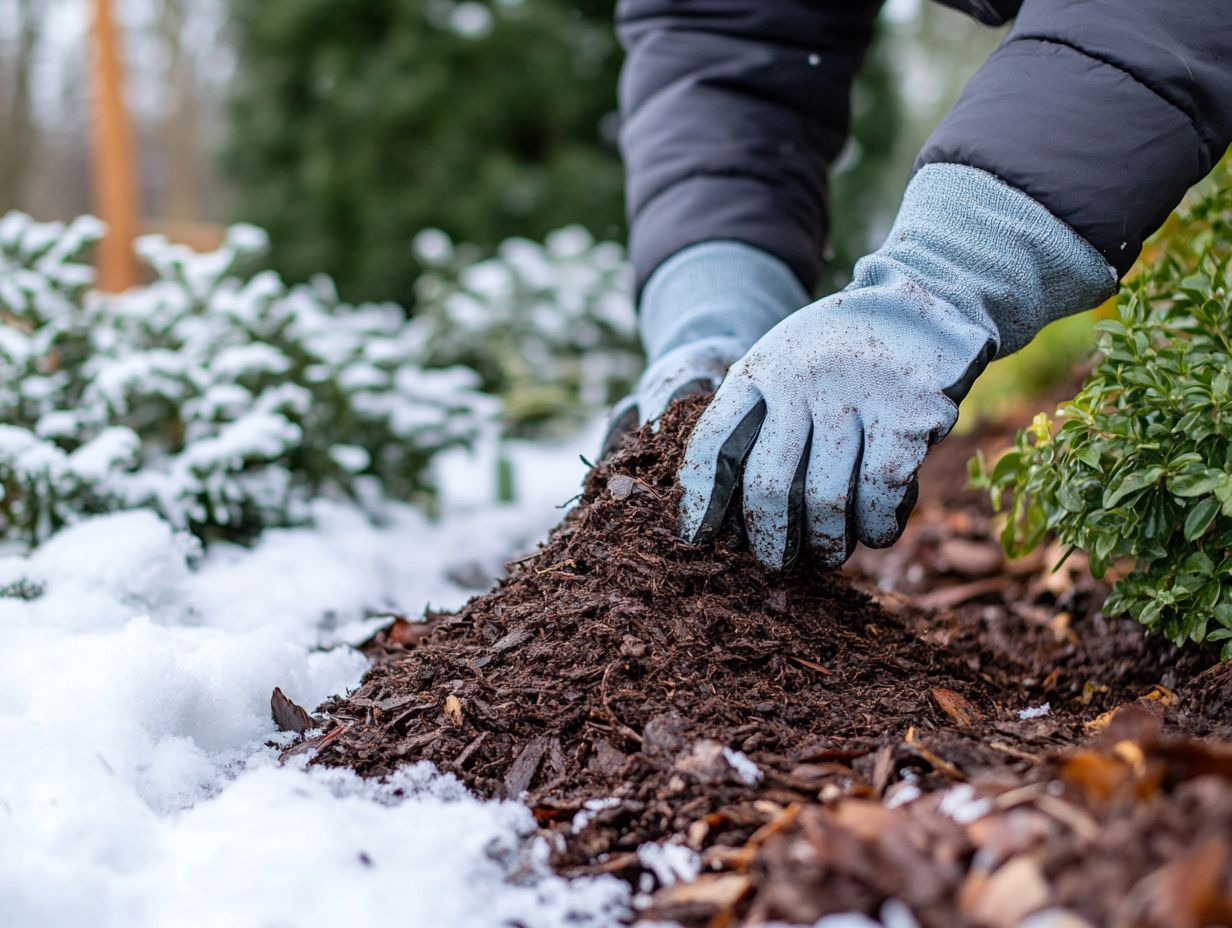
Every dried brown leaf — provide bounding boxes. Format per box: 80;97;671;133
931;686;985;728
271;687;316;734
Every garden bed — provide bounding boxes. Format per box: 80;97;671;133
292;395;1232;928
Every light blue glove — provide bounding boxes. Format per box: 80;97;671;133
680;164;1118;569
601;242;806;457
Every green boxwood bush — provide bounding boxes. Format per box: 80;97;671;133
972;164;1232;655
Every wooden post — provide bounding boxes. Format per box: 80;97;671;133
90;0;140;291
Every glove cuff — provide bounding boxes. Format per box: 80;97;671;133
868;163;1118;356
639;241;808;362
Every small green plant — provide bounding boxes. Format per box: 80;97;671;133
972;163;1232;655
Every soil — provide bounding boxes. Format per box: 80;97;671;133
293;394;1232;928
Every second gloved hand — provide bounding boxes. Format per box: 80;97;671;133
602;241;807;457
679;164;1117;569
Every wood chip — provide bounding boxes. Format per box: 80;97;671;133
644;873;752;922
504;735;550;796
607;474;637;499
443;694;464;725
491;627;533;654
905;726;968;781
788;655;832;675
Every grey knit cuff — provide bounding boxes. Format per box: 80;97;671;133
880;163;1118;356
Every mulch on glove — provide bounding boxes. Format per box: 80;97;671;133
291;395;1232;927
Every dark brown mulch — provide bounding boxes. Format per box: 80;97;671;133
291;394;1232;928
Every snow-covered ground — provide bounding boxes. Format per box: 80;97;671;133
0;423;635;928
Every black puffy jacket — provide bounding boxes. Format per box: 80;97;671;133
617;0;1232;294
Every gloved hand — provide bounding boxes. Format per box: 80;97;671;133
601;242;806;458
680;164;1117;569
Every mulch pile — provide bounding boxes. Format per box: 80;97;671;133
287;395;1232;928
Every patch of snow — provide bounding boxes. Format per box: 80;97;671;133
0;424;630;928
636;842;702;887
937;784;993;824
572;797;622;834
722;747;764;785
413;228;454;266
1018;702;1052;720
885;782;922;810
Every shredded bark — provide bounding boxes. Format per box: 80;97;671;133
294;394;1232;927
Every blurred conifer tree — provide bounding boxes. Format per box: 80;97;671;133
224;0;625;304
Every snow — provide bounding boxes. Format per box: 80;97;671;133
636;842;702;887
721;747;764;785
571;797;622;833
885;782;922;810
1017;702;1052;720
937;784;993;824
0;422;634;928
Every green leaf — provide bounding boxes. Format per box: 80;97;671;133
1169;471;1224;498
1184;498;1220;540
1093;319;1127;337
1214;604;1232;629
1075;446;1102;469
989;450;1024;485
1104;466;1165;508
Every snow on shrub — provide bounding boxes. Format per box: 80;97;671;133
0;212;493;543
411;225;640;436
973;163;1232;654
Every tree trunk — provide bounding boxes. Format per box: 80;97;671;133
91;0;141;291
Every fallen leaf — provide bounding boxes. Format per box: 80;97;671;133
271;687;316;734
1141;684;1177;708
960;856;1051;928
931;686;985;728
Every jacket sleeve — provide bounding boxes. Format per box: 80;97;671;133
616;0;883;295
917;0;1232;278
